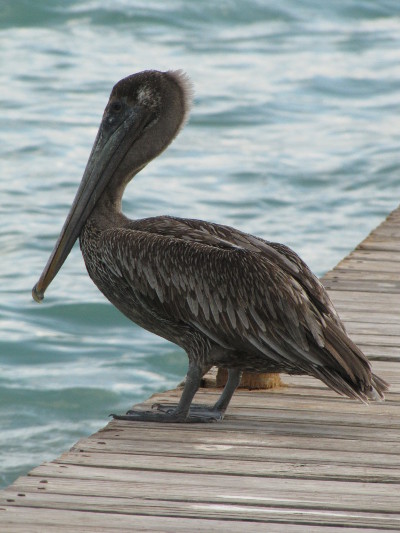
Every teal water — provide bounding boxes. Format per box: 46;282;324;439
1;0;400;488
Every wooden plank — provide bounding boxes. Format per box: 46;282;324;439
331;311;400;325
1;491;400;530
0;506;390;533
5;478;400;516
359;241;400;252
362;225;400;236
342;322;400;335
324;281;400;294
327;290;400;305
355;347;400;362
336;249;400;263
22;462;398;494
106;417;400;443
324;268;400;282
67;438;400;469
89;423;400;455
21;463;400;504
52;449;400;483
344;334;400;347
340;332;400;349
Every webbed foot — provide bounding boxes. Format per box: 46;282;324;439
153;402;224;422
111;409;187;423
111;403;224;423
151;403;225;422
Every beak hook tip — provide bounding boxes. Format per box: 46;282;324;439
32;283;44;303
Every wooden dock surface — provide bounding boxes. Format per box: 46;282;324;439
1;206;400;532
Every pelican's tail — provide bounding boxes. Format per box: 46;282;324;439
311;363;389;403
367;373;390;401
304;316;389;403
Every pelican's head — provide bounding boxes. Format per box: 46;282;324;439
32;70;192;302
101;70;193;199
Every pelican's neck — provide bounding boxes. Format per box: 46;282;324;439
95;186;123;215
91;162;145;224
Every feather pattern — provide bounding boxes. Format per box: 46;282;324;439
80;213;388;402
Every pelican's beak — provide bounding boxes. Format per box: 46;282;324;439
32;103;153;303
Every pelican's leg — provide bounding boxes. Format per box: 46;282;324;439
212;368;242;413
155;367;242;422
111;362;205;423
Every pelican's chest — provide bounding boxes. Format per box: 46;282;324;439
79;219;103;272
79;218;145;317
79;219;121;293
78;218;187;346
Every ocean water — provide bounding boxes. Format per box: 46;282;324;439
1;0;400;488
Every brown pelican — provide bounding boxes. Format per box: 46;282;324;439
32;70;388;423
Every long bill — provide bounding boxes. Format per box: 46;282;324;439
32;105;152;303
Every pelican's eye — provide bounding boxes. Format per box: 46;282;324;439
110;101;123;113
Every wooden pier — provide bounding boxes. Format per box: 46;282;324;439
1;206;400;532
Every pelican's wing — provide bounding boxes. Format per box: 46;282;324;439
101;223;384;401
129;215;342;328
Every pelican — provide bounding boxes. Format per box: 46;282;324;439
32;70;388;423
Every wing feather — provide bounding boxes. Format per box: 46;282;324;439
97;216;387;400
